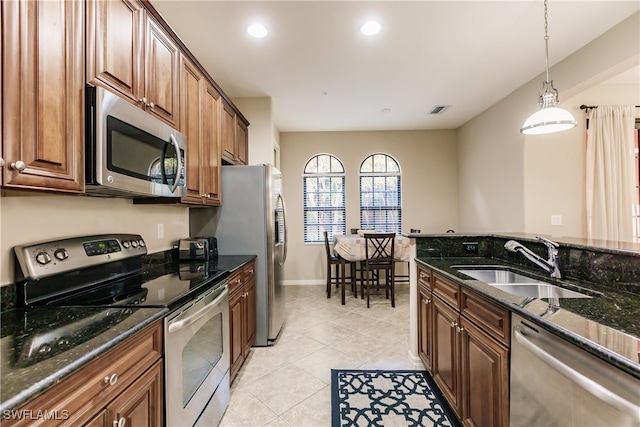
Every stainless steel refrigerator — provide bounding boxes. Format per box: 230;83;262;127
211;164;286;346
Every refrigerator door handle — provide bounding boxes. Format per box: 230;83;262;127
277;193;288;265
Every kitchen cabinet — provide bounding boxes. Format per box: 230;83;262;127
179;55;222;206
87;0;180;128
416;265;510;427
229;260;256;382
5;321;163;427
221;99;249;165
1;0;84;193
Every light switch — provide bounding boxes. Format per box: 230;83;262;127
551;215;562;226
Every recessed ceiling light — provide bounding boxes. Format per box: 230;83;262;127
247;23;268;38
360;21;381;36
381;108;391;113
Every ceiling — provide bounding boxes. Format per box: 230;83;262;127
151;1;639;132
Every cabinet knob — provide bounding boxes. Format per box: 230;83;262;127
113;417;126;427
450;321;457;329
456;325;465;333
148;102;155;108
104;373;118;386
11;160;26;172
139;97;147;105
424;298;430;305
0;157;4;167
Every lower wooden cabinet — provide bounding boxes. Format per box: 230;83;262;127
417;265;510;427
229;260;256;382
6;321;163;427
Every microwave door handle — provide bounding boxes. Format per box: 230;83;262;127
168;134;181;194
514;326;639;419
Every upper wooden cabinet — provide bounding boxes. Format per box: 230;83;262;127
1;0;85;193
221;100;248;165
179;56;221;206
87;0;180;128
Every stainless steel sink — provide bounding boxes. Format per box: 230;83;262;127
453;266;592;299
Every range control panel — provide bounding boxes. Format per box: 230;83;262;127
14;234;147;280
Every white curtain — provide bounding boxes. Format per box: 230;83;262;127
585;105;636;242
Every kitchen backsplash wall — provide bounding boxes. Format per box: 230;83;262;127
0;193;189;286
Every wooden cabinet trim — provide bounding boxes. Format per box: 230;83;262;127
461;288;511;346
433;274;461;310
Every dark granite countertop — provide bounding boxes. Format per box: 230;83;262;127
0;306;167;412
0;253;256;412
416;256;640;379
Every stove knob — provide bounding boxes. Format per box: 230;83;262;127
122;240;131;249
37;343;52;354
35;251;51;265
138;239;146;247
130;240;138;248
54;248;68;261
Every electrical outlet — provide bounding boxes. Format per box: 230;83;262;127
463;242;479;254
157;223;164;239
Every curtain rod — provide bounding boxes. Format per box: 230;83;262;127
580;104;640;112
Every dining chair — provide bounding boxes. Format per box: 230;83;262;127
360;233;396;308
324;231;343;299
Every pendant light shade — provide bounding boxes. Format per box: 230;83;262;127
520;0;577;135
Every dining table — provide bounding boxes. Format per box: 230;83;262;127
332;233;411;304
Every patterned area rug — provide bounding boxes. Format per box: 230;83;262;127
331;369;461;427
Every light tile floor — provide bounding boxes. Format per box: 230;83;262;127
220;283;419;427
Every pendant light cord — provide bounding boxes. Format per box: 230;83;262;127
543;0;550;84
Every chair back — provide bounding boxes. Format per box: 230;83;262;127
323;231;333;257
363;233;395;265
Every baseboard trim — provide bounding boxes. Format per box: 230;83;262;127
283;280;325;286
408;349;425;369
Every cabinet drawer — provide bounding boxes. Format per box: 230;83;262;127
228;270;243;295
461;289;510;346
417;265;432;289
9;321;162;426
242;261;255;282
433;273;460;309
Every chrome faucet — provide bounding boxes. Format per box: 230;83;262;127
504;236;562;279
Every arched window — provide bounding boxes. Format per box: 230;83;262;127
359;153;402;233
303;154;346;242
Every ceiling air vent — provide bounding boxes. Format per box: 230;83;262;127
429;105;451;115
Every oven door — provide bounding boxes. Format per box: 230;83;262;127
165;283;230;427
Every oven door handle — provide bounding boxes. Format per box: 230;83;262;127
168;286;227;333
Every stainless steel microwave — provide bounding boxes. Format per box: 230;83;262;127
85;86;187;198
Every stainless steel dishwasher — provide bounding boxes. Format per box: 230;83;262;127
510;314;640;427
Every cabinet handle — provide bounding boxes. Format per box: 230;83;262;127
139;97;147;105
148;102;155;108
0;157;4;167
113;417;125;427
104;373;118;386
456;325;464;333
11;160;26;172
424;298;430;305
450;321;457;329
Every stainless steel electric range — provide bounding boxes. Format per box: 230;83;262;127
14;234;231;427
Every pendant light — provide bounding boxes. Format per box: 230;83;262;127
520;0;577;135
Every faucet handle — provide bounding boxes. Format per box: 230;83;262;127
536;236;559;249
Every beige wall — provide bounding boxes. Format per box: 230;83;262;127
0;194;189;285
280;130;458;283
458;12;639;238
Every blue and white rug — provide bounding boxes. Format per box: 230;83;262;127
331;369;460;427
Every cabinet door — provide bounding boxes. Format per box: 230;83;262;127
144;16;179;127
221;99;236;164
105;360;163;427
202;83;222;205
2;0;84;193
417;285;433;371
229;291;244;381
84;410;107;427
243;275;256;354
433;297;460;414
236;119;248;165
179;56;204;204
86;0;144;104
460;317;509;427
